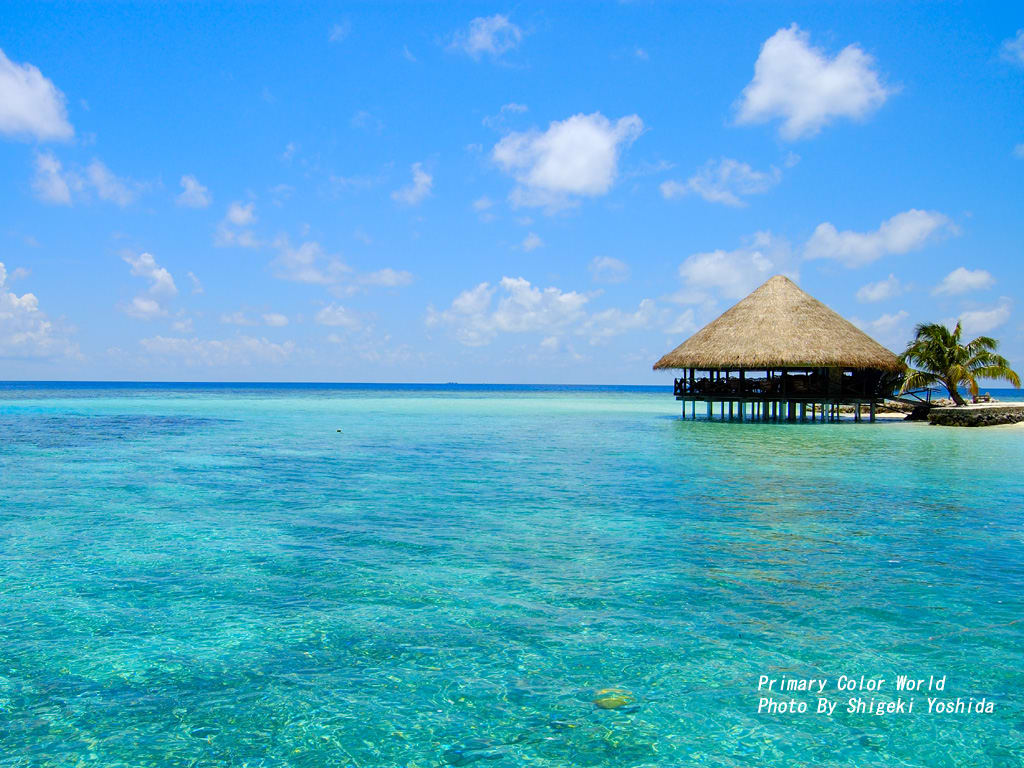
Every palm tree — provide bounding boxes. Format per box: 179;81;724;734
900;321;1020;406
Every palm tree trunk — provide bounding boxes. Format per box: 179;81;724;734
946;380;967;406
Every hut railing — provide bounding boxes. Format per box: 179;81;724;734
673;374;888;400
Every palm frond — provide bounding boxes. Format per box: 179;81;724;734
971;365;1022;388
900;369;941;393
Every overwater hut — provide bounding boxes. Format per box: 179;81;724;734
653;275;904;422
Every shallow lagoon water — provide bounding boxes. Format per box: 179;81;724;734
1;383;1022;767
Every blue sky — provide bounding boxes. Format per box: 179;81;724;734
1;2;1022;383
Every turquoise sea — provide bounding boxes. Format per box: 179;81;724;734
1;383;1022;768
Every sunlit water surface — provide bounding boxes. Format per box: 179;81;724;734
1;383;1022;767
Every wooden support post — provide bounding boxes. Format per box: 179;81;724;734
870;401;876;423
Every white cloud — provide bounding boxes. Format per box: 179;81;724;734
853;309;911;346
226;201;255;226
450;15;523;59
31;152;139;206
350;110;383;133
0;47;73;140
391;162;432;205
582;298;659;344
263;313;289;327
428;276;661;348
220;311;255;326
171;316;193;333
32;151;70;204
589;256;630;284
492;112;643;209
271;237;411;295
521;232;543;251
665;309;698;337
315;304;363;330
660;157;783;207
427;276;589;346
140;335;295;366
122;252;175;320
273;239;350;285
932;267;994;296
325;324;418;366
215;202;261;248
856;273;905;302
329;21;350;44
359;268;413;288
736;24;892;139
0;261;77;358
482;102;528;129
187;271;203;294
1014;143;1024;159
124;252;177;296
867;309;909;335
953;299;1012;335
539;335;560;352
124;296;166;320
472;195;496;222
86;160;137;206
804;209;952;267
679;231;796;301
1001;30;1024;65
176;175;211;208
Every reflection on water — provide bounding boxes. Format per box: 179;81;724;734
0;385;1022;767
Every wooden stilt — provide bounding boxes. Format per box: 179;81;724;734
870;401;876;423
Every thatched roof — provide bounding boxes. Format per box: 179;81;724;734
654;275;903;372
